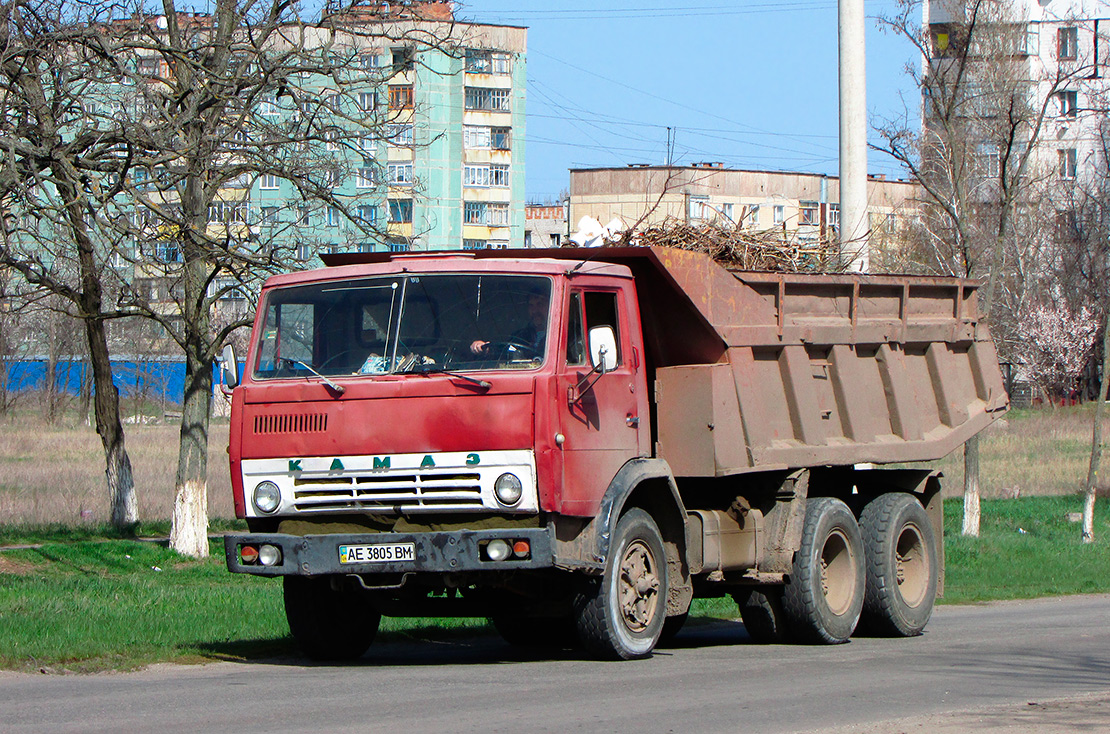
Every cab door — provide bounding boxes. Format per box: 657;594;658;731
556;282;644;515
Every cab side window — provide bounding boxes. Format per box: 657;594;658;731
565;292;585;365
584;292;621;365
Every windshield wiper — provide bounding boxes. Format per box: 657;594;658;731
402;364;491;390
281;358;346;395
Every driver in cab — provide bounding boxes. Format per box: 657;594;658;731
469;291;548;358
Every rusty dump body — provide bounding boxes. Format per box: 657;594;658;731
336;245;1008;475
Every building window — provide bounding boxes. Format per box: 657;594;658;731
799;201;819;225
490;164;510;188
208;201;248;224
387;123;414;146
298;206;312;226
464;164;490;187
464;201;486;224
487;202;509;226
391;46;414;73
358;92;377;112
260;95;278;116
828;203;840;228
1058;26;1078;60
387;163;413;185
388;238;410;252
389;199;413;223
464;125;491;149
463;238;488;249
296;243;313;261
153;243;182;263
465;49;492;73
325;167;342;187
1057;90;1078;118
687;195;709;221
1059;148;1078;179
356;167;376;188
720;202;734;221
977;142;1000;177
465;87;511;112
358;135;374;152
389;85;414;110
745;204;760;226
491;126;511;149
327;207;338;227
356;205;378;223
465;49;511;75
260;173;280;190
324;93;342;113
260;206;279;224
358;53;380;70
773;205;785;224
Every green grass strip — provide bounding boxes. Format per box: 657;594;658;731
1;496;1108;672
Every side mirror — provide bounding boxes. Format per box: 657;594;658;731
220;343;239;389
588;326;618;374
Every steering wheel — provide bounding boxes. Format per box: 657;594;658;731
491;338;539;361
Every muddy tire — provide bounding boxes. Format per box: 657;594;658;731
491;614;577;649
284;576;380;661
574;508;668;660
735;588;791;644
783;497;865;644
858;492;938;637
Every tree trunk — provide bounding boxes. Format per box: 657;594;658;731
85;317;137;528
169;288;212;558
962;435;981;537
1082;316;1110;543
170;352;211;558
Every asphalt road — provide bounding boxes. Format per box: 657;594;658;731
3;595;1109;733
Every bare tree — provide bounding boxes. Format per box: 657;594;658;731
873;0;1092;535
96;2;462;556
0;0;140;528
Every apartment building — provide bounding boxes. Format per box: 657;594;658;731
568;164;921;266
926;0;1110;198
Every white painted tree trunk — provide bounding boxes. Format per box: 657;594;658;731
962;436;981;537
1082;315;1110;543
169;478;209;558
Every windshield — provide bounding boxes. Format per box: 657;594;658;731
253;274;552;379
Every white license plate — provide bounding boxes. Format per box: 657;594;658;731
339;543;416;564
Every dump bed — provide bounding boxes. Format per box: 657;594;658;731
323;246;1009;476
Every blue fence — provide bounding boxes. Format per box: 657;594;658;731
1;358;224;406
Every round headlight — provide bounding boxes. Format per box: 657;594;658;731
486;539;511;562
494;473;523;506
253;481;281;514
258;544;282;566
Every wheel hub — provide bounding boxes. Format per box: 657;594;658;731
618;540;660;632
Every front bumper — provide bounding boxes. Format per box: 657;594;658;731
224;527;555;577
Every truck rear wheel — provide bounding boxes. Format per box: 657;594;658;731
574;508;668;660
735;588;791;644
783;497;865;644
284;576;380;661
859;493;937;637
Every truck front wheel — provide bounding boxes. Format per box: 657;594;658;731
283;576;380;661
783;497;865;644
858;492;937;636
574;508;668;660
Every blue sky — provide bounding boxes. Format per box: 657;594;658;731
457;1;921;202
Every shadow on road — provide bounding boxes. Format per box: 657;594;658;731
192;616;756;667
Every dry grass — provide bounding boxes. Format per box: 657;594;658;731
0;403;1102;524
0;414;234;525
931;404;1103;499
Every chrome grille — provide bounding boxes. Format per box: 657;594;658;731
291;471;483;513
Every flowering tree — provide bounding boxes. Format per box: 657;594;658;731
1014;302;1099;403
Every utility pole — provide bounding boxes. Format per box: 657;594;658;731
839;0;869;271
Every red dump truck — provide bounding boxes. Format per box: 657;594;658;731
221;246;1008;660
